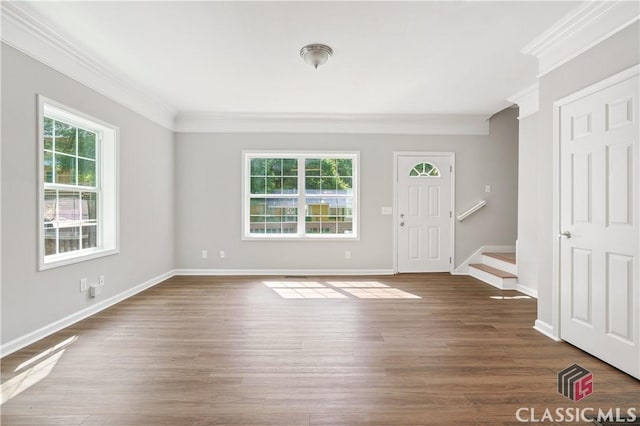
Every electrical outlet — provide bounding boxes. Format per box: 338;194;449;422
219;250;225;259
201;250;208;259
345;250;351;259
99;275;105;286
80;278;88;292
90;284;101;298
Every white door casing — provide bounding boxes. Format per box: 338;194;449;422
395;153;454;273
558;70;639;379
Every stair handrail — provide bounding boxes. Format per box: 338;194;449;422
456;200;487;222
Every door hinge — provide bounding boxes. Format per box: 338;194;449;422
450;165;452;172
449;257;452;263
449;211;452;218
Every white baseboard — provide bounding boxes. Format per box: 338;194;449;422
454;245;515;274
0;269;176;358
533;319;562;342
515;284;538;298
174;269;395;276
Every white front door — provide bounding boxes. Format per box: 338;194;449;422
396;154;453;272
559;73;639;379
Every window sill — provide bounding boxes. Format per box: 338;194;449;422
39;247;119;271
242;234;359;242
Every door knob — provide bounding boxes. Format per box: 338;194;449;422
559;231;572;239
400;213;405;218
399;221;405;227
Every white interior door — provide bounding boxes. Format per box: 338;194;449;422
559;73;639;379
396;154;452;273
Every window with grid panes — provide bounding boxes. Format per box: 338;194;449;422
243;152;358;239
39;97;118;269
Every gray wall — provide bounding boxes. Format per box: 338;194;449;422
175;107;518;271
1;43;519;348
535;22;640;325
516;112;539;292
1;45;175;344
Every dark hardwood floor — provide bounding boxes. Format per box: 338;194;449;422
1;274;638;425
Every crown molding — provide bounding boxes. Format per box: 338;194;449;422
507;83;539;119
522;0;639;77
0;1;492;136
1;1;177;130
174;112;490;135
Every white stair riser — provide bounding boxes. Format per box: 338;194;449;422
482;255;517;275
469;266;517;290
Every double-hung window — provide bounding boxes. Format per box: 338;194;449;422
39;96;119;269
243;152;359;239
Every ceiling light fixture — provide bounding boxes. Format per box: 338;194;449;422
300;44;333;69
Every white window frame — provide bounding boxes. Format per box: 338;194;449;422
242;151;359;240
38;95;119;270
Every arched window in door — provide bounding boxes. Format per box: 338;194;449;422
409;162;440;177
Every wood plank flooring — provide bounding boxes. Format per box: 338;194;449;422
1;274;638;425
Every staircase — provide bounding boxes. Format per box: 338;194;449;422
469;252;517;290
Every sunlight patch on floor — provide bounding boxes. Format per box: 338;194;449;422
264;281;325;288
273;288;348;299
264;281;420;299
14;335;77;373
326;281;389;288
1;349;66;405
342;288;421;299
2;335;78;405
490;295;531;300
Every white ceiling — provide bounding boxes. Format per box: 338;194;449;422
19;1;577;118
